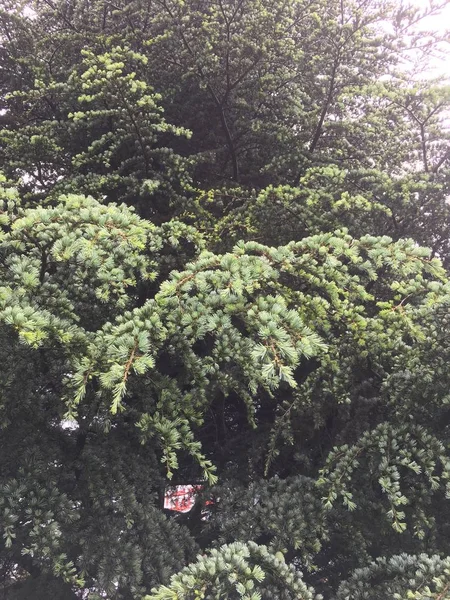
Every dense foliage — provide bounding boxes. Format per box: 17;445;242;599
1;0;450;598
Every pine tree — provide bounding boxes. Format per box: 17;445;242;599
0;1;450;599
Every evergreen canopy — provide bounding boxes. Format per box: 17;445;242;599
1;0;450;598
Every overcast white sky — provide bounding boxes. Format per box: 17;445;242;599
408;0;450;78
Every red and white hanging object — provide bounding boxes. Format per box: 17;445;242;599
163;485;203;513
